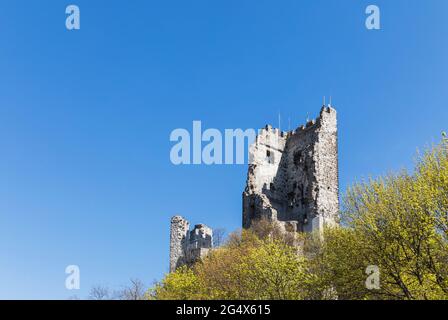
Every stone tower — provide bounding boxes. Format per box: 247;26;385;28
169;216;213;272
242;106;339;233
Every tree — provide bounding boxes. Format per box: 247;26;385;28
212;228;227;247
150;266;199;300
89;285;112;300
308;138;448;299
119;279;147;300
89;279;147;300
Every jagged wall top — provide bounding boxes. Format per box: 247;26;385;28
258;106;336;140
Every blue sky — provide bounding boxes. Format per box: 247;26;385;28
0;0;447;299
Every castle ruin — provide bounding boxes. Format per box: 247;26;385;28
243;105;339;233
169;105;339;271
169;216;213;272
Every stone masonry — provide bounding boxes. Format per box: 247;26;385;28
169;216;213;272
242;106;339;233
170;105;339;271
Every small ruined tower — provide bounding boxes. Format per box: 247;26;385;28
169;216;213;272
242;106;339;233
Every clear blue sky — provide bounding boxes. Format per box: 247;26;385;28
0;0;447;299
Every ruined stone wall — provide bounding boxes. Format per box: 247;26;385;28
169;216;190;272
242;126;287;228
243;106;339;233
170;106;338;271
169;216;213;272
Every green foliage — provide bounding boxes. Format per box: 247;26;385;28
150;226;312;300
304;227;368;299
309;138;448;299
149;266;199;300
